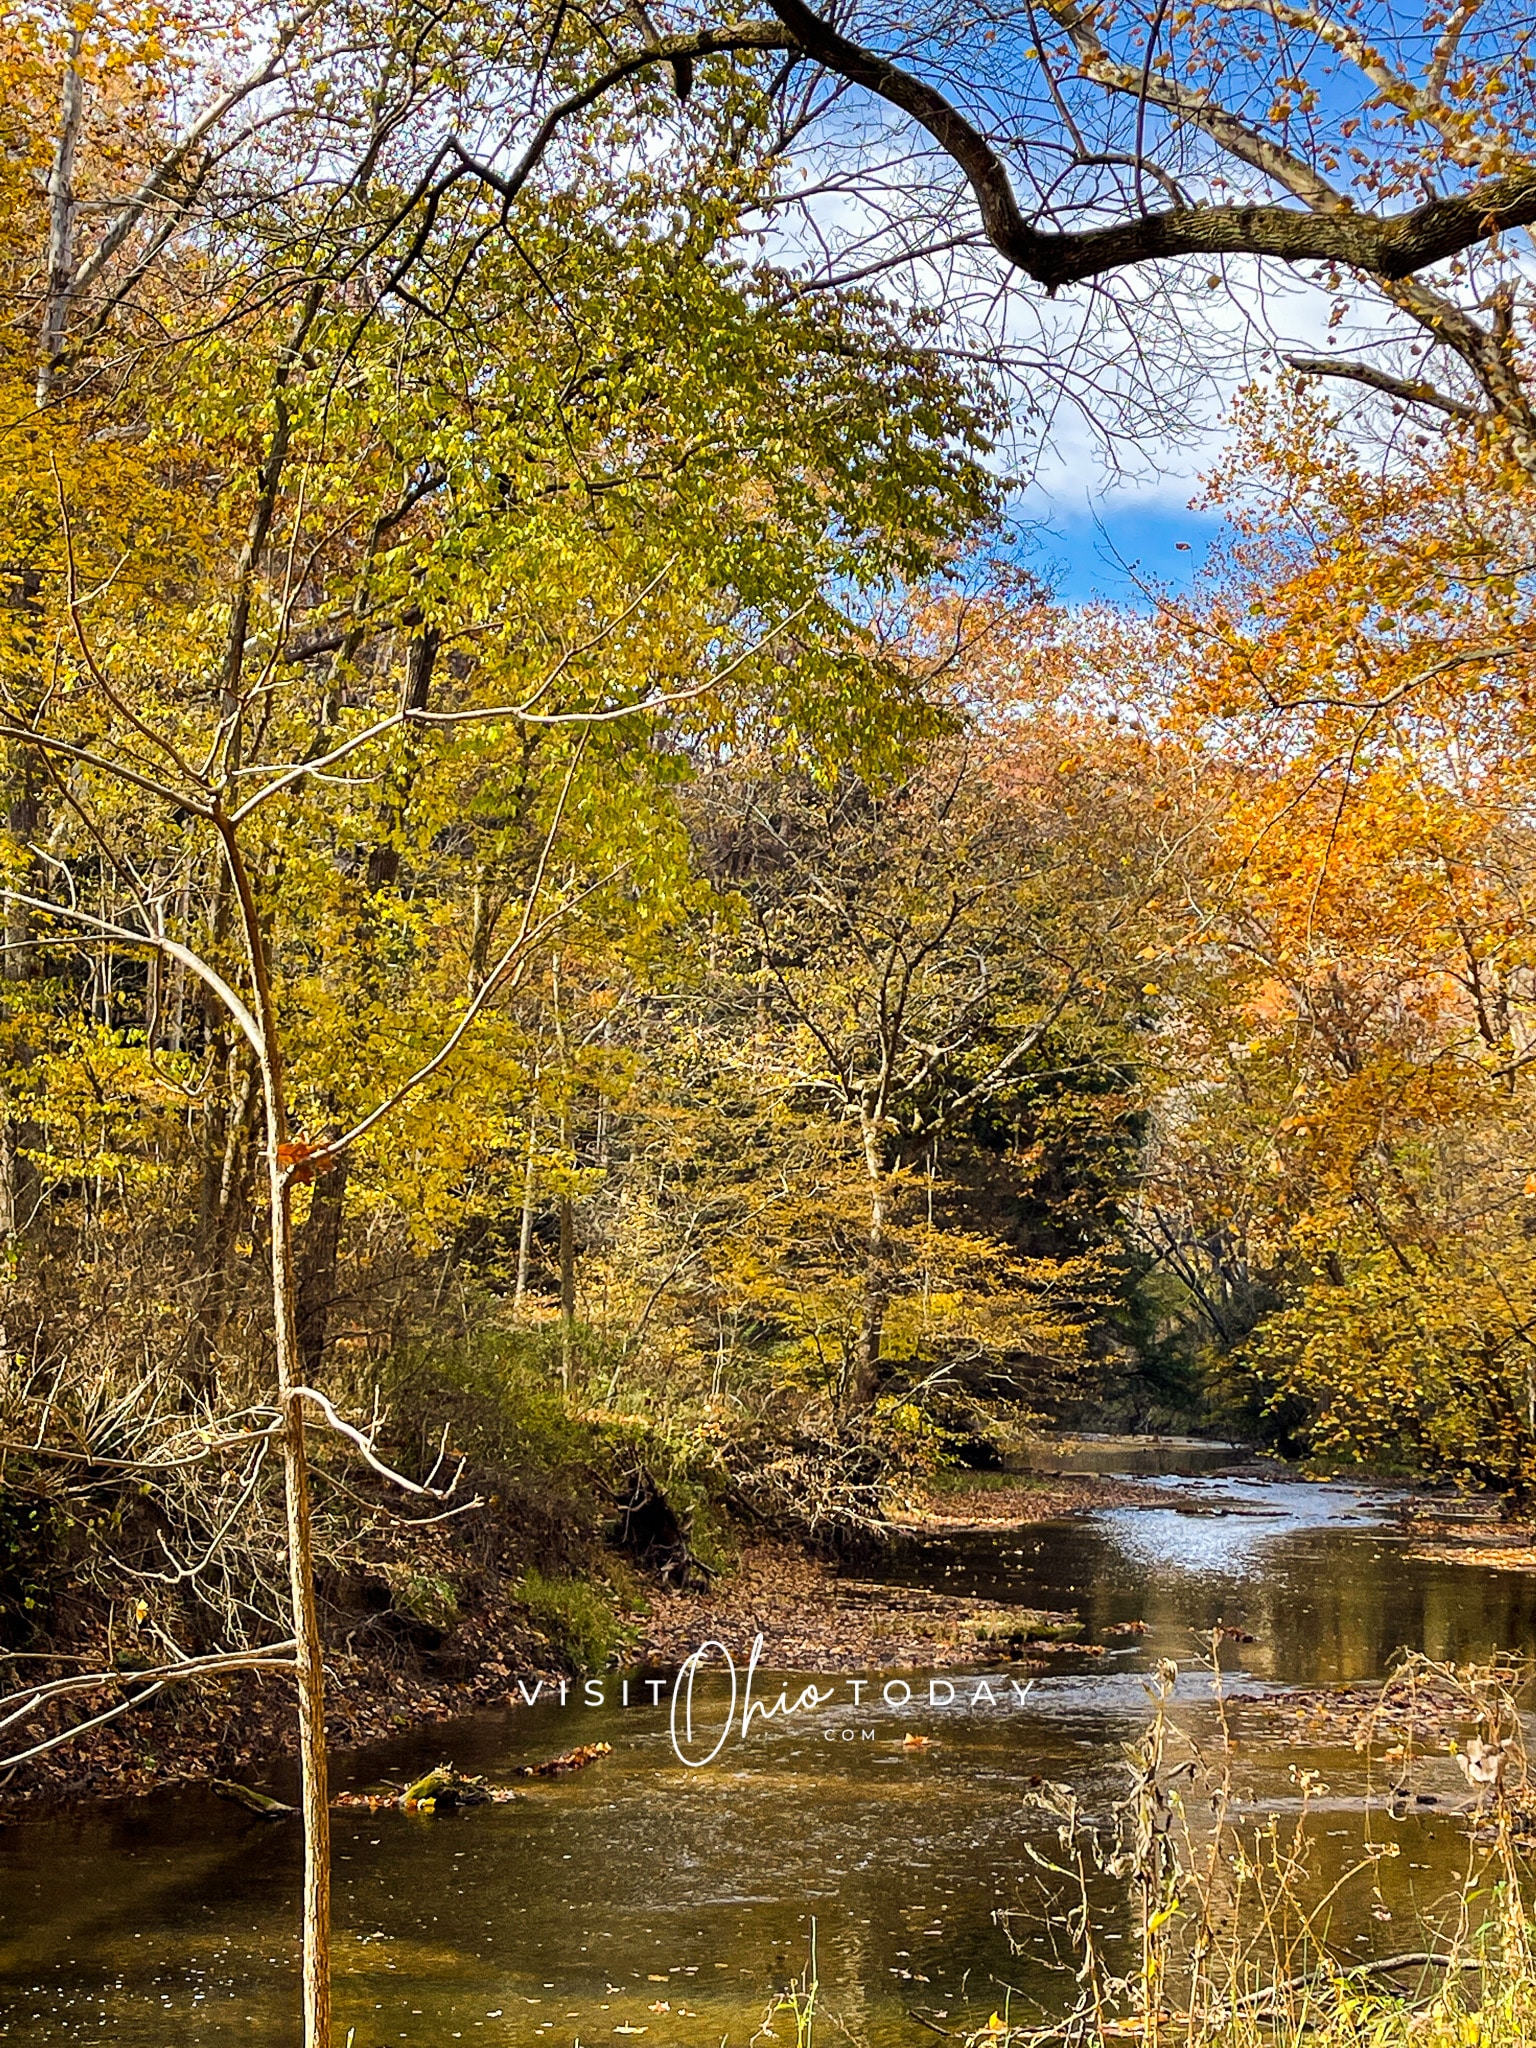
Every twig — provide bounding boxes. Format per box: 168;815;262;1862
0;1644;298;1770
1228;1951;1479;2011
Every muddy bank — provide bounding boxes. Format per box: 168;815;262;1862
1400;1510;1536;1571
637;1474;1153;1670
1406;1539;1536;1571
2;1596;569;1809
637;1537;1109;1670
891;1470;1164;1531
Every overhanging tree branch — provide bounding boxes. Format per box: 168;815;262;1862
0;891;265;1057
755;0;1536;290
1283;353;1482;422
0;1643;299;1772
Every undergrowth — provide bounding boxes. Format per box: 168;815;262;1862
974;1647;1536;2047
513;1568;637;1674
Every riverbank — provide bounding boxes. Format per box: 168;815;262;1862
891;1468;1170;1531
1404;1514;1536;1571
1;1596;567;1809
637;1472;1154;1669
3;1471;1150;1808
635;1536;1095;1670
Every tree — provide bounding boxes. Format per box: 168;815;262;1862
624;686;1163;1412
1134;383;1536;1481
2;8;1007;2040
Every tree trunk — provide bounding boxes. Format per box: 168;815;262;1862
267;1129;332;2048
850;1118;889;1408
225;827;331;2048
37;27;82;405
559;1193;576;1385
513;1114;537;1315
0;606;45;1295
185;1042;258;1397
364;626;439;892
296;1144;349;1379
850;1194;887;1407
4;21;81;1262
0;750;41;1261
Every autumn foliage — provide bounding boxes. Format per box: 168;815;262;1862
7;0;1536;1713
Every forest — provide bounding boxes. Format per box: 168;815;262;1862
8;0;1536;2039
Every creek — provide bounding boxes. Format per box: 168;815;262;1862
2;1469;1533;2047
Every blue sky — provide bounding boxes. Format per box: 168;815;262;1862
1021;492;1228;607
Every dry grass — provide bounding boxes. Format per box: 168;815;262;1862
967;1648;1536;2048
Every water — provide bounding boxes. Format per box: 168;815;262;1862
1005;1436;1246;1479
887;1476;1536;1685
2;1474;1533;2047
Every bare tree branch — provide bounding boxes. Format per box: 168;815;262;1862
757;0;1536;289
0;891;265;1057
1283;353;1482;422
0;1644;299;1772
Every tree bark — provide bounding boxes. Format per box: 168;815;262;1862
185;1042;257;1397
271;1164;332;2048
0;746;41;1264
559;1193;576;1385
0;556;46;1291
37;26;83;405
850;1117;889;1408
296;1144;350;1379
223;820;331;2048
513;1112;537;1316
2;33;83;1338
364;626;439;892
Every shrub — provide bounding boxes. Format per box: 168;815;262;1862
514;1568;631;1674
355;1334;606;1562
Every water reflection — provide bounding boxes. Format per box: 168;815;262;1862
0;1475;1531;2047
883;1477;1536;1686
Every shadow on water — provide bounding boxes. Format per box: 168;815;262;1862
2;1472;1534;2046
1005;1436;1245;1479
